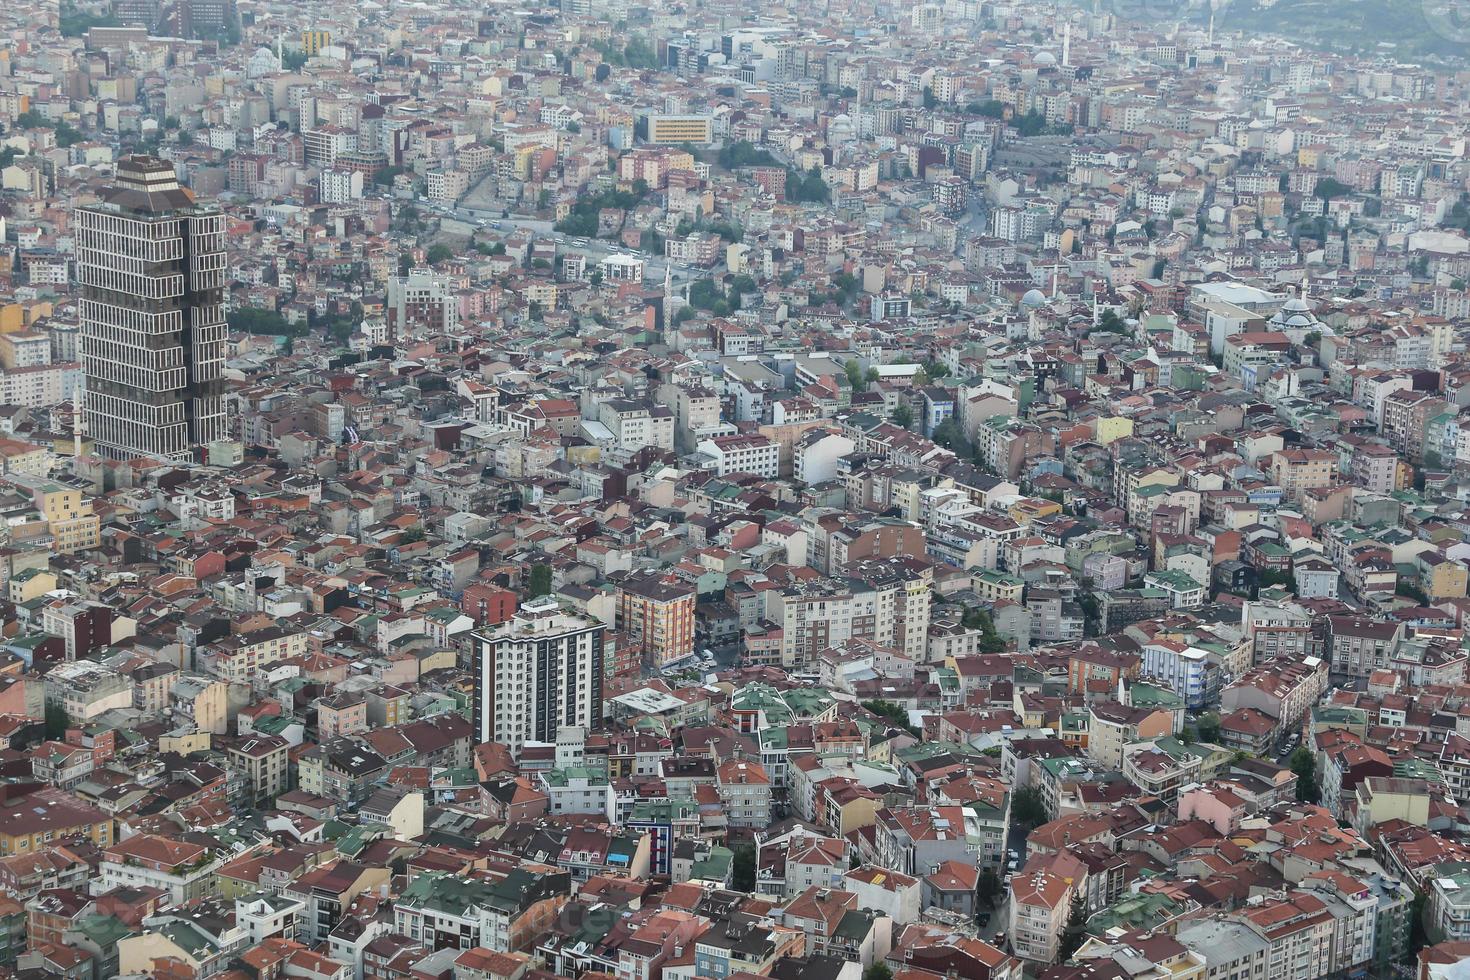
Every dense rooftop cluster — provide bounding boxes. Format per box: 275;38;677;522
4;0;1470;978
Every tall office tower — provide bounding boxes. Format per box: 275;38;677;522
76;156;227;461
472;597;605;754
168;0;235;39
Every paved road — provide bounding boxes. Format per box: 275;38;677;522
980;894;1009;943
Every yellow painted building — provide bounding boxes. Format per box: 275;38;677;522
1010;496;1063;526
0;438;50;477
648;115;713;144
119;933;210;975
0;786;114;856
828;792;881;837
159;730;212;755
1095;416;1134;445
301;29;332;55
0;300;52;333
7;567;55;603
1422;554;1469;600
7;479;99;553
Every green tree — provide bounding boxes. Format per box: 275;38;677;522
688;279;723;311
1314;177;1350;202
623;36;659;69
1096;310;1127;334
1397;580;1430;605
589;269;603;287
528;564;553;598
732;843;756;892
845;359;867;392
1290;745;1320;804
961;607;1007;653
227;307;302;337
863;965;894;980
892;404;914;429
59;2;119;36
1057;895;1088;962
44;700;68;740
932;418;969;452
554;183;650;237
54;121;83;147
718;141;778;169
786;167;831;204
282;49;309;70
1196;712;1221;744
1012;785;1048;829
1412;889;1435;949
426;244;454;265
373;166;405;186
861;699;919;737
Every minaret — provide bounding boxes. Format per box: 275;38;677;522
73;384;84;461
1062;22;1071;68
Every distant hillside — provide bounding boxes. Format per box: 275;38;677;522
1219;0;1469;62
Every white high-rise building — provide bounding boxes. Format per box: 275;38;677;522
472;597;605;755
76;156;227;461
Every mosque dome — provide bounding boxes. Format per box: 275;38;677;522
1270;294;1319;330
1021;288;1048;308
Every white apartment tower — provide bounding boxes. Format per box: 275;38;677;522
472;597;605;754
76;156;227;461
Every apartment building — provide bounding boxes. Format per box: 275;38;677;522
698;434;781;478
615;570;696;669
472;598;605;754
